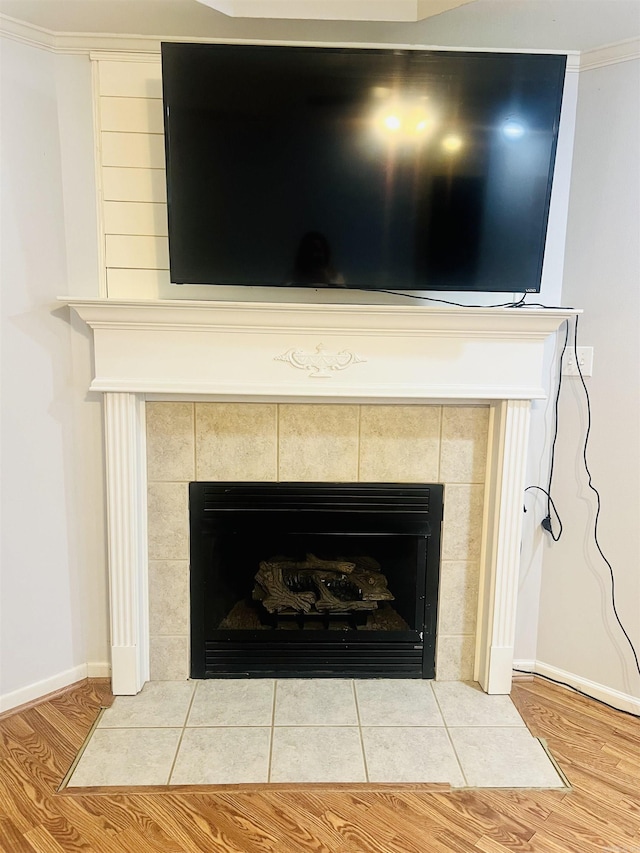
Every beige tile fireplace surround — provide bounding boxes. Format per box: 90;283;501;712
67;297;575;697
146;401;488;682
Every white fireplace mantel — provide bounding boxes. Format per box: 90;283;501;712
66;297;576;696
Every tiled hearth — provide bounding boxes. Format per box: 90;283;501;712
65;679;566;788
146;402;489;683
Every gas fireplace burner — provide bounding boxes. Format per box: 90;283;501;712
189;482;443;679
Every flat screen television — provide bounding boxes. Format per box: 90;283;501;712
161;43;566;293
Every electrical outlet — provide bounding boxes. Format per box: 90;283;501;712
562;346;593;377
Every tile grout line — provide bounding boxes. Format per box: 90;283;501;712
192;401;197;481
437;404;443;483
99;723;282;728
431;683;469;787
165;681;198;785
356;405;362;481
352;680;370;783
267;680;278;783
275;404;280;481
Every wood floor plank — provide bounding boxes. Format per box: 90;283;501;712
142;793;257;853
32;815;96;853
51;798;134;853
429;829;494;853
33;703;98;751
0;816;39;853
109;825;183;853
525;827;625;853
473;834;537;853
194;794;306;853
23;825;73;853
0;676;638;853
334;791;482;849
0;761;60;827
2;716;73;780
473;788;563;827
216;792;347;853
409;790;537;847
549;787;640;839
615;758;640;778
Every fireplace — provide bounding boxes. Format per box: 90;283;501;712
189;482;443;678
65;297;575;695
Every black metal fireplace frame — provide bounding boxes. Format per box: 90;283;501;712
189;482;443;679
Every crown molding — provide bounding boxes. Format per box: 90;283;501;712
0;13;58;51
4;11;634;73
0;14;162;54
0;12;582;64
579;37;640;71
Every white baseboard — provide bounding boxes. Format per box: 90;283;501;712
87;661;111;678
512;658;536;673
512;658;640;715
0;664;89;714
0;661;113;714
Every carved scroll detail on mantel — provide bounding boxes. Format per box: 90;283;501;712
275;343;366;378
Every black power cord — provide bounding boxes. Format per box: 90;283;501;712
357;288;530;308
524;319;569;541
355;289;576;310
571;314;640;678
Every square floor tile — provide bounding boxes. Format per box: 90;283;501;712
362;727;465;785
432;681;526;727
98;681;195;728
170;727;271;784
449;727;565;788
270;726;366;783
68;727;181;787
274;679;358;726
355;680;443;726
187;679;275;727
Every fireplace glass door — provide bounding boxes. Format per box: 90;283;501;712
189;482;442;679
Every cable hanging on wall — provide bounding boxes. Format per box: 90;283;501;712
571;314;640;678
524;315;640;679
523;319;569;541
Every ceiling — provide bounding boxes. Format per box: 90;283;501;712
0;0;639;51
191;0;476;22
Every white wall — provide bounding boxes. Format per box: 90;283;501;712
536;56;640;702
0;38;106;710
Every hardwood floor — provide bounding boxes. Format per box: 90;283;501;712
0;677;638;852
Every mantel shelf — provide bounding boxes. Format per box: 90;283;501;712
63;298;577;401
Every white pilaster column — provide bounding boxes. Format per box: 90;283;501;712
103;392;149;694
476;399;531;694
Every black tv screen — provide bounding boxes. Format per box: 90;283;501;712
161;43;566;293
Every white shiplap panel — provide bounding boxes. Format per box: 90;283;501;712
106;235;169;270
98;60;162;99
102;132;165;169
104;201;168;237
100;97;164;134
102;167;166;203
106;269;225;301
107;268;172;299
